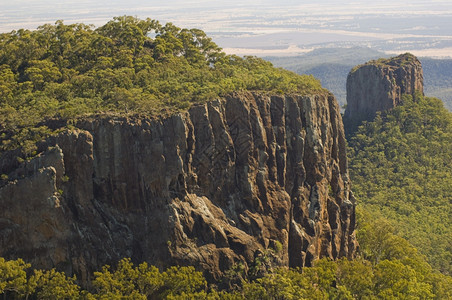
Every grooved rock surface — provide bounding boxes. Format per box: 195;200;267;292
345;53;424;122
0;91;357;283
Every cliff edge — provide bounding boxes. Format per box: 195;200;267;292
344;53;424;123
0;91;357;283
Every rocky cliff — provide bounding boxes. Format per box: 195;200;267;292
344;53;424;123
0;91;357;283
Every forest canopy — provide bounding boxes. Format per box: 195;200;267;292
347;94;452;275
0;16;323;156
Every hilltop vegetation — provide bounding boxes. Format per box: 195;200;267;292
348;94;452;275
0;16;323;156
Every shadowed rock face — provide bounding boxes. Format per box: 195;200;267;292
0;91;357;283
345;53;424;123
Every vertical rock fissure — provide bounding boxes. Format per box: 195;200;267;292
0;91;357;283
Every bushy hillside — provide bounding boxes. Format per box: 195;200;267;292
0;16;323;156
348;94;452;275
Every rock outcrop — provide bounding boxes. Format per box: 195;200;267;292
344;53;424;123
0;91;357;283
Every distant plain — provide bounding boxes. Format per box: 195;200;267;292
2;0;452;58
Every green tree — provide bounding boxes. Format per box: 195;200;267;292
0;257;33;298
336;258;374;299
24;59;62;90
92;258;162;299
32;268;80;300
374;260;434;299
159;266;207;298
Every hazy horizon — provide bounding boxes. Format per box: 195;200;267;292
1;0;451;58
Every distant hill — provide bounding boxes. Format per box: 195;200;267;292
422;58;452;110
267;47;386;71
266;48;387;108
267;48;452;110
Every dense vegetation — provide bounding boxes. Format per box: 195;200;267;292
348;94;452;275
1;17;452;299
0;16;323;156
2;211;451;299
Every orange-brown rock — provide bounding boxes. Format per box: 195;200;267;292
0;91;357;283
345;53;424;123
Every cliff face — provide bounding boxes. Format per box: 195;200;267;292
0;91;357;282
345;53;424;122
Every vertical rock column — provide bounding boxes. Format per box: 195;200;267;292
345;53;424;123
